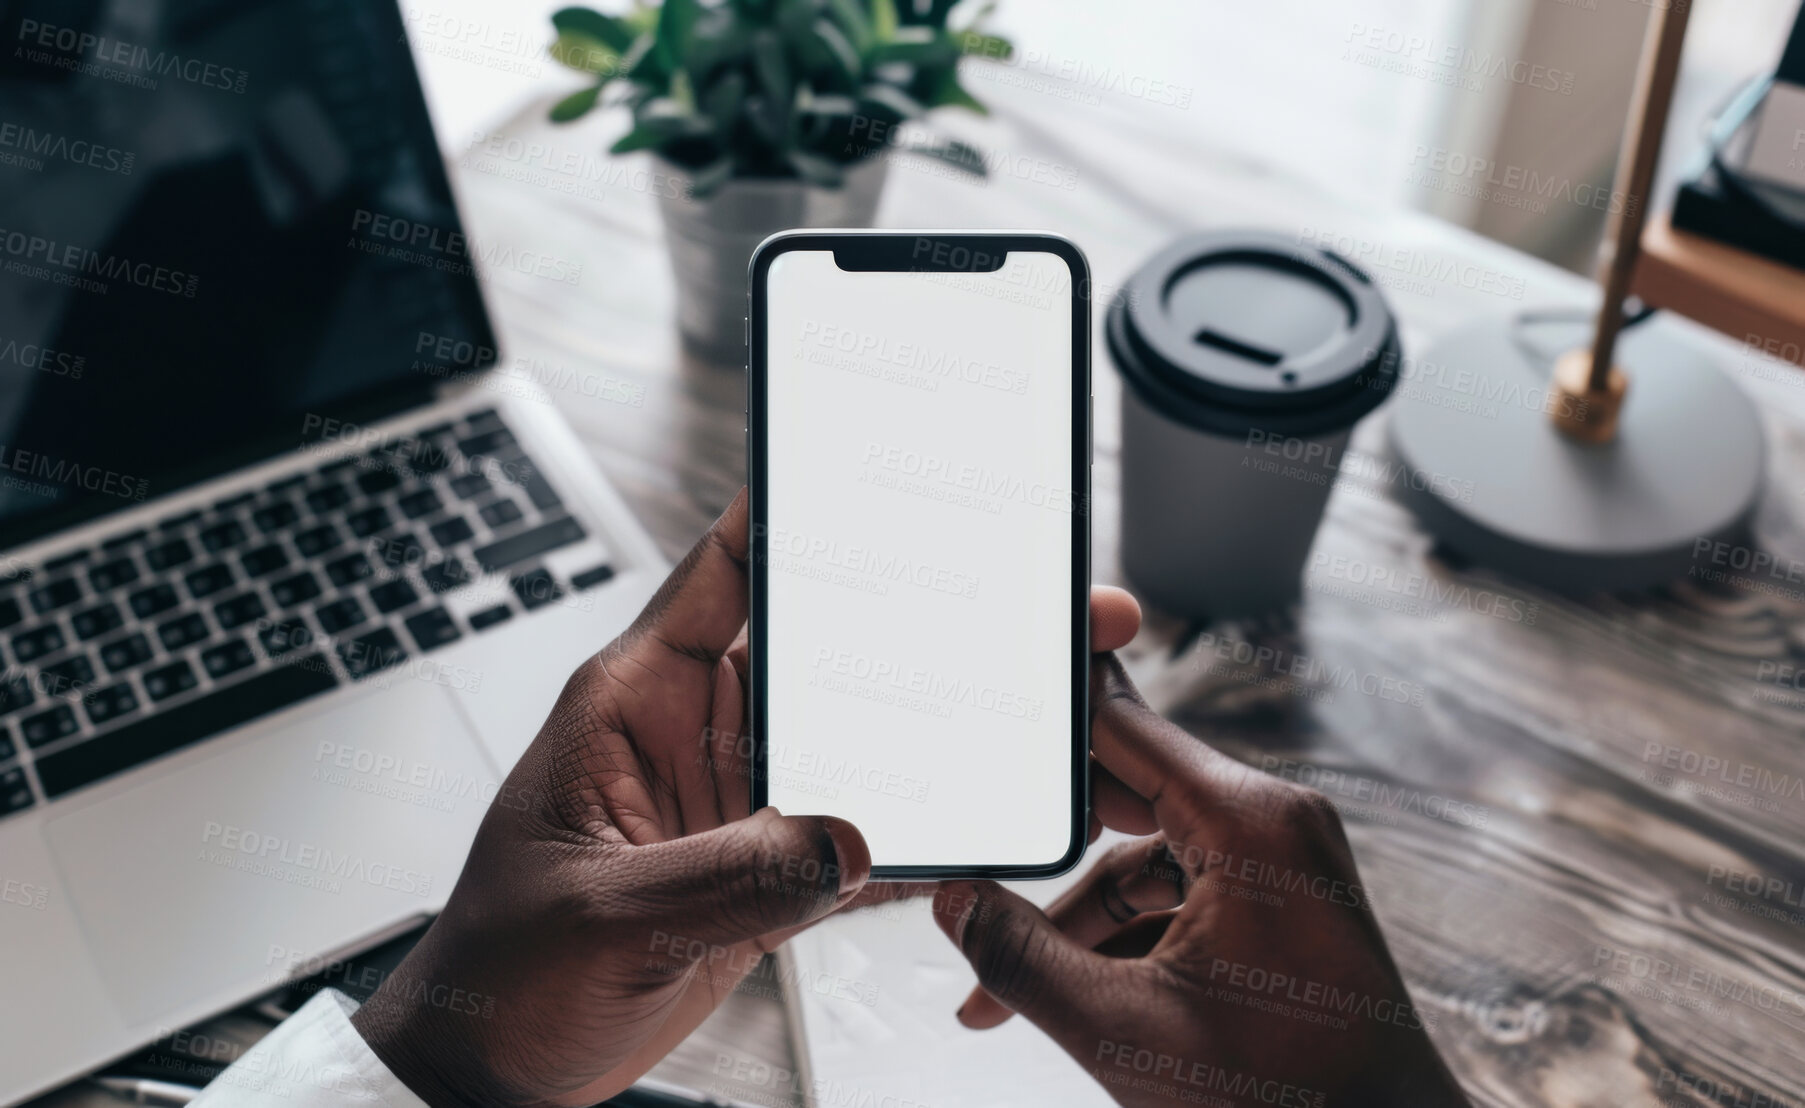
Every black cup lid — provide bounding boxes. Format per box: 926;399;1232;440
1108;230;1400;438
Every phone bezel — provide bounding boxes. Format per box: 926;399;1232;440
746;230;1093;881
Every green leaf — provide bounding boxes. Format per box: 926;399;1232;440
744;93;791;148
797;87;859;115
550;30;620;75
549;84;602;122
810;17;861;83
552;7;636;52
867;29;957;68
749;28;791;103
786;149;844;186
824;0;872;51
871;0;899;41
952;29;1011;61
701;71;747;126
669;67;697;111
858;81;923;119
654;0;700;70
610;126;666;153
926;68;986;114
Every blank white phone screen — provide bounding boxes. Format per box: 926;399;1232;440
763;248;1077;869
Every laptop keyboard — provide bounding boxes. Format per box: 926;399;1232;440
0;409;619;817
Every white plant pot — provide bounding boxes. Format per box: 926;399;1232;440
655;154;890;364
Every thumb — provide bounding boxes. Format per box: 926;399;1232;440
932;880;1110;1032
630;808;871;949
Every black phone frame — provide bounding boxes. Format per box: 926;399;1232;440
746;230;1092;881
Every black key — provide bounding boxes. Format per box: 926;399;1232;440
13;625;65;663
199;520;248;552
397;488;443;519
88;556;140;592
404;608;462;651
346;506;392;538
401;439;453;476
326;553;373;587
102;529;148;551
371;532;428;573
82;682;139;726
369;579;418;614
200;637;256;678
511;567;564;611
251;501;300;533
465;408;504;433
41;654;97;695
215;491;257;512
185;563;236;599
305;484;352;514
35;656;339;798
158;612;209;650
258;619;315;659
270;570;322;608
129;583;181;619
29;577;83;614
458;428;516;458
214;593;266;630
100;632;154;672
294;523;343;558
479;499;524;529
240;543;290;578
316;597;367;634
159;509;204;530
143;660;199;702
468;605;512;631
0;726;13;761
521;468;563;511
0;766;31;814
417;421;456;440
21;704;76;748
571;564;616;590
145;537;195;571
43;549;91;572
0;597;20;630
71;602;124;641
474;516;585;573
0;674;34;715
430;516;475;546
356;467;402;496
422;558;477;595
338;628;407;680
449;473;492;500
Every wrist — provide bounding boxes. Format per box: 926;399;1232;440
350;972;513;1108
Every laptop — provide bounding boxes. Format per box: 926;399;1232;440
0;0;668;1100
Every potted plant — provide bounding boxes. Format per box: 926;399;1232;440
547;0;1010;361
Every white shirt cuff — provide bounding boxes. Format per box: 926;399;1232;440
190;989;430;1107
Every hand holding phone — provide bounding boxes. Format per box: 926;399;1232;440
749;231;1091;879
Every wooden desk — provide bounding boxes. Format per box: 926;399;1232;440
43;61;1805;1108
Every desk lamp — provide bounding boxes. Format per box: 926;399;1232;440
1388;0;1765;592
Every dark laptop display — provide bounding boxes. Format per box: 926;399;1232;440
0;0;496;548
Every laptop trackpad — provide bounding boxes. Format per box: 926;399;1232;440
42;682;497;1027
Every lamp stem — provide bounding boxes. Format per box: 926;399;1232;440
1586;0;1693;391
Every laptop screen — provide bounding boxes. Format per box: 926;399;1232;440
0;0;497;549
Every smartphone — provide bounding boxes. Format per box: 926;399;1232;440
748;230;1090;880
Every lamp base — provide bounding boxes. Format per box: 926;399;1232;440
1386;315;1764;593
